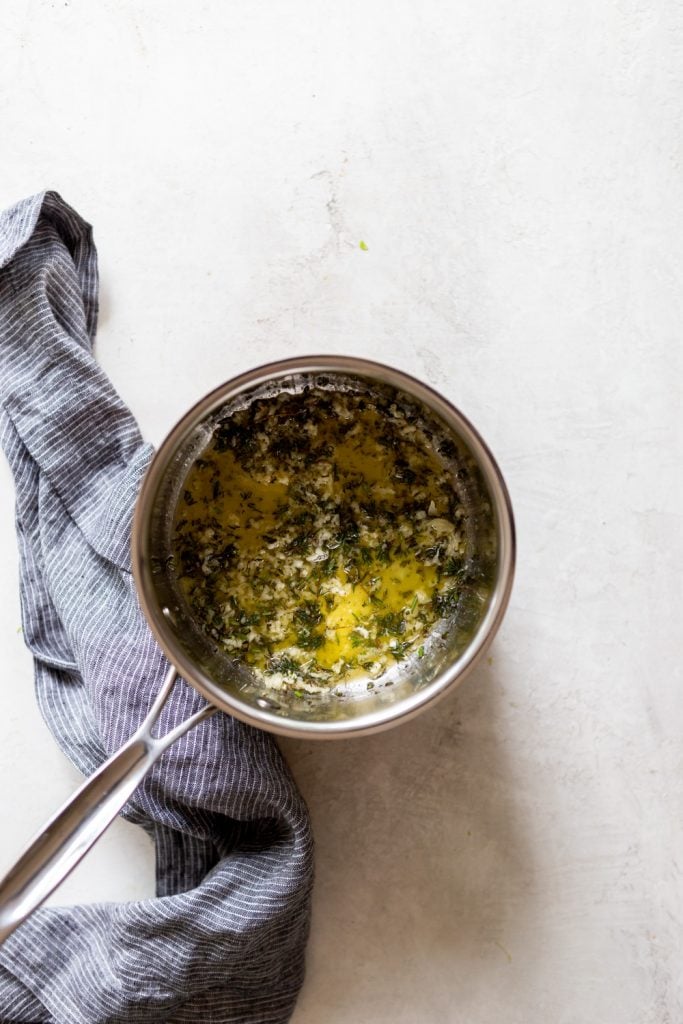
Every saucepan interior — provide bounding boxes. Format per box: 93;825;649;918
132;356;515;738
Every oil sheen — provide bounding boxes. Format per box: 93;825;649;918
171;387;470;694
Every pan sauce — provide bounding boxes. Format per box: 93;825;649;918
171;386;484;695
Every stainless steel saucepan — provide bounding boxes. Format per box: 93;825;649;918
0;356;515;943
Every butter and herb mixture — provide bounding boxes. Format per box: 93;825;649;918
171;387;477;693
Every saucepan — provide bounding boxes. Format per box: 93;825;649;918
0;355;515;943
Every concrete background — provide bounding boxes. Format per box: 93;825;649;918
1;1;682;1020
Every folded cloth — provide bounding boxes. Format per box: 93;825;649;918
0;192;314;1024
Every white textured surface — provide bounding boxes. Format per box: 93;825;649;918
1;1;682;1020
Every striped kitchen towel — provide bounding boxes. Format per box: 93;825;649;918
0;191;314;1024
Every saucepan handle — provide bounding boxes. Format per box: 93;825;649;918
0;666;215;945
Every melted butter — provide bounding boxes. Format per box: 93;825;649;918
179;449;288;556
172;388;466;690
312;561;439;669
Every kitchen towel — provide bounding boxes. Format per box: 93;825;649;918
0;191;314;1024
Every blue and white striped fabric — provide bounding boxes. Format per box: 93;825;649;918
0;191;314;1024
